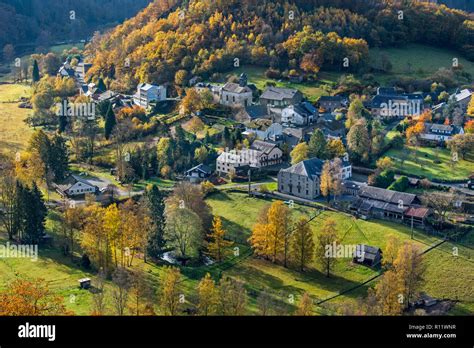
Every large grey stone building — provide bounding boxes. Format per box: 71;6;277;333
277;158;325;200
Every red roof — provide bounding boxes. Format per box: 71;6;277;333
405;207;431;219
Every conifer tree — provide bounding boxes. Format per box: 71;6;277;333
207;216;233;263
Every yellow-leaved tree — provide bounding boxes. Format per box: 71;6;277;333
290;218;315;271
197;273;219;316
315;218;339;277
207;216;233;263
295;292;313;316
159;267;182;316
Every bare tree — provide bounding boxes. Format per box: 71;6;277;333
112;267;131;316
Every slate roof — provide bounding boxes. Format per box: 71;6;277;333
185;164;212;176
318;95;346;102
222;82;252;94
243;105;269;119
138;83;157;91
280;157;325;179
426;123;454;133
55;175;97;193
261;87;300;101
377;87;397;96
291;102;317;116
450;89;472;103
358;186;417;206
250;140;279;155
354;244;382;262
370;93;424;108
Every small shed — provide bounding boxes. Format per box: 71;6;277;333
78;278;91;289
353;244;382;267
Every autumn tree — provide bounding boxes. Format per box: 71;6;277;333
290;142;309;165
0;278;70;315
166;182;213;230
374;270;404;315
295;292;313;316
207;216;233;263
197;273;219;316
218;277;247;316
320;159;343;202
315;219;339;277
290;218;315;271
250;201;291;265
326;139;346;159
61;205;84;260
128;270;155;315
393;243;425;308
421;191;459;228
160;267;183;316
382;235;401;269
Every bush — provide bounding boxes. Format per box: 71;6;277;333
369;170;395;189
388;176;409;192
265;68;281;79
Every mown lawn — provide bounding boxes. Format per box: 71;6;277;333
370;43;474;80
207;192;473;314
384;145;474;181
0;191;471;315
229;65;336;103
0;83;33;153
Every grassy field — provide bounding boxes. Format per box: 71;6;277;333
384;145;474;181
0;83;33;153
370;44;474;84
206;192;474;314
0;191;471;315
230;66;337;103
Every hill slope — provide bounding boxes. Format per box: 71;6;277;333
84;0;474;91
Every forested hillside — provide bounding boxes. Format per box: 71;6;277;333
0;0;153;53
85;0;474;92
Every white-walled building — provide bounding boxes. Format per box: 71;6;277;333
133;83;166;108
216;141;283;175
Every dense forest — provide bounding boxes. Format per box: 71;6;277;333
84;0;474;92
0;0;153;53
439;0;474;12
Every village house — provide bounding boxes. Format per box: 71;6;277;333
369;88;425;119
449;89;472;112
236;105;271;122
74;62;92;84
133;83;167;108
281;102;318;127
184;164;212;183
420;123;464;144
216;140;283;176
243;120;283;141
353;245;382;267
54;175;98;198
259;86;303;110
220;74;253;108
58;62;75;78
277;157;351;200
318;96;348;113
349;186;431;227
